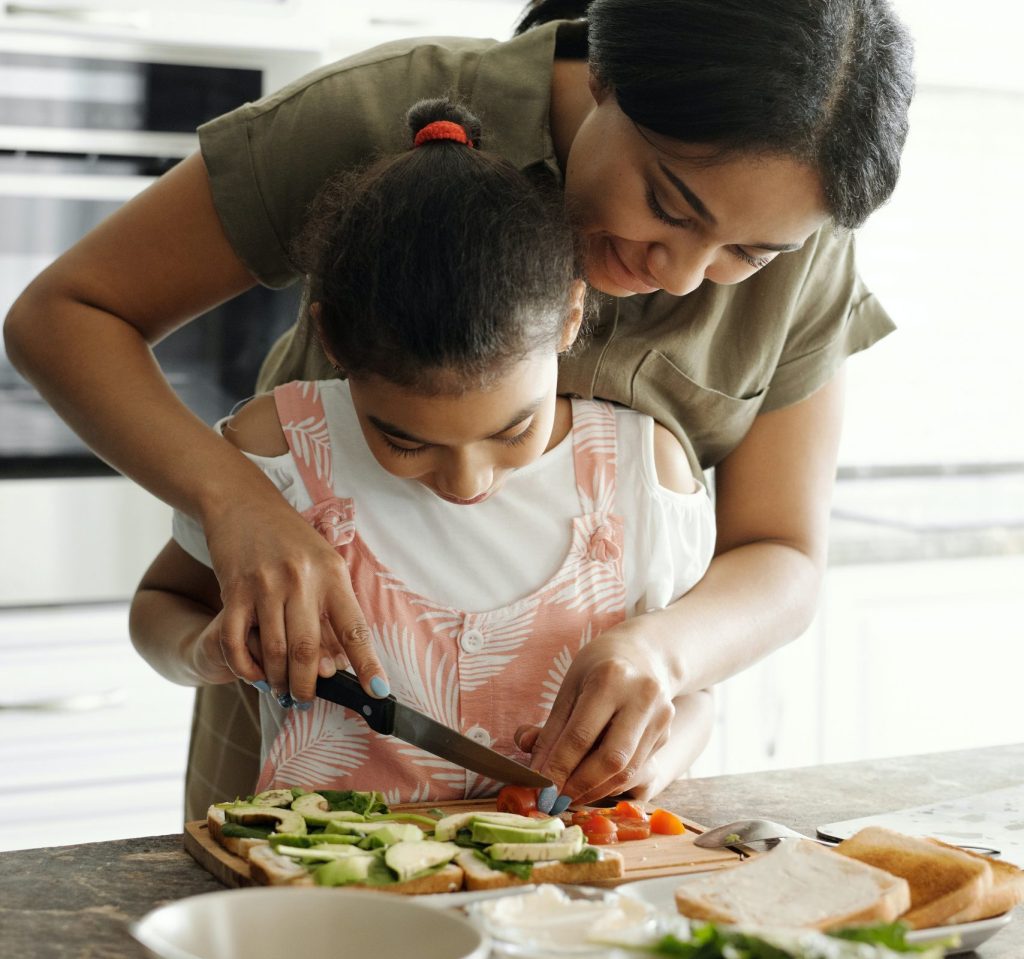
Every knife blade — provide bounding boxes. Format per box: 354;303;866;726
315;671;553;789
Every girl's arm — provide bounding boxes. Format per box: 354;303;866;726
529;370;845;804
3;152;385;704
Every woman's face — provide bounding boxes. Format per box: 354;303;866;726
348;354;563;506
564;80;830;298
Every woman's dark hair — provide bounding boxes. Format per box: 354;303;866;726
518;0;914;228
295;98;578;393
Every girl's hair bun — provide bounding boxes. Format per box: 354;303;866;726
407;97;482;149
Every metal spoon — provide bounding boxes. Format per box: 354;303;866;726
694;818;827;849
695;818;1001;857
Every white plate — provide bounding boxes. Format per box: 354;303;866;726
618;875;1013;956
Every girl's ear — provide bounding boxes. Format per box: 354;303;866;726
311;301;345;372
558;280;587;352
588;69;610;105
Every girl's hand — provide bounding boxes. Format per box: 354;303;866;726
517;621;677;805
204;496;389;707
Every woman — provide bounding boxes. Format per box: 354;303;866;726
3;0;914;818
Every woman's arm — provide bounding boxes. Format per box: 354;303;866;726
3;153;386;704
529;370;845;803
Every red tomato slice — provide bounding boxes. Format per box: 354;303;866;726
613;817;651;841
649;808;687;835
495;785;538;817
611;800;647;822
579;812;618;844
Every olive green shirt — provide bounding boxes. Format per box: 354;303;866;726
199;21;893;475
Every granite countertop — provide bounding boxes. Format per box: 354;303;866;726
2;743;1022;958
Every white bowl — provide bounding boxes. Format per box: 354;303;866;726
131;887;490;959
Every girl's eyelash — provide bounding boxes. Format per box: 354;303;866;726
730;247;774;270
502;423;536;447
383;437;427;457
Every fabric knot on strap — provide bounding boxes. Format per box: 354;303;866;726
309;501;355;548
587;522;621;564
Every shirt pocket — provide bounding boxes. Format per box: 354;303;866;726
630;350;766;470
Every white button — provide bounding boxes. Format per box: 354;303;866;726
466;726;491;746
460;628;485;653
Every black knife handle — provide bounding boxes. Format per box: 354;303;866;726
315;672;396;735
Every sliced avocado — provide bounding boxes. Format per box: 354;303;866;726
473;812;564;832
276;843;372;862
269;832;361;849
313;854;378;886
358;823;425;848
470;820;563;845
433;812;478;842
485;825;585;862
250;789;296;808
291;792;367;826
433;810;563;841
325;819;417;836
384;840;458;882
223;804;306;835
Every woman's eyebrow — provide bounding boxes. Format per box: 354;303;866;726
657;162;804;253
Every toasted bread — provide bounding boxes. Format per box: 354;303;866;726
835;826;993;929
925;838;1024;923
247;844;464;894
207;805;269;860
673;839;911;931
455;847;625;890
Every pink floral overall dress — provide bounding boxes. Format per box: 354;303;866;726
255;381;627;804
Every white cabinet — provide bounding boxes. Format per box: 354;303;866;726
0;602;194;851
690;554;1024;779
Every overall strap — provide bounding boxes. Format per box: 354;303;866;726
273;381;335;504
569;399;618;515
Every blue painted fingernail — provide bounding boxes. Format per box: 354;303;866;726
295;700;313;712
248;680;271;693
370;676;390;698
537;785;557;814
551;794;572;815
277;692;295;709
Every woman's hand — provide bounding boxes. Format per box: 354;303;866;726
516;619;678;806
204;495;390;707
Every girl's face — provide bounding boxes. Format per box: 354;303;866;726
564;78;831;298
348;353;564;505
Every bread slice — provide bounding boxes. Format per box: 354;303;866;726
247;844;463;894
455;847;625;891
835;826;993;929
925;838;1024;923
673;839;911;931
207;805;269;860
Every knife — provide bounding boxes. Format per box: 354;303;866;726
315;671;554;789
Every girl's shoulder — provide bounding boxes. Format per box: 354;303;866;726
609;406;697;496
221;393;289;457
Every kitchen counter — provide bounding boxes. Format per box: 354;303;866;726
2;743;1022;958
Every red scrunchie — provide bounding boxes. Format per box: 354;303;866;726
413;120;473;148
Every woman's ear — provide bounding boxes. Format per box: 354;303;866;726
588;69;610;105
559;280;587;352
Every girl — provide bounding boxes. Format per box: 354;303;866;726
5;0;914;816
129;99;716;806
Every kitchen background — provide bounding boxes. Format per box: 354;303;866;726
1;0;1021;852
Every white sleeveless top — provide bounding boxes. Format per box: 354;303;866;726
173;379;715;616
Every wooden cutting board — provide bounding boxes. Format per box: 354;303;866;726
183;798;749;890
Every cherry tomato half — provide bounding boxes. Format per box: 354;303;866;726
614;817;652;842
495;785;538;817
578;812;618;845
612;800;648;822
650;808;687;835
